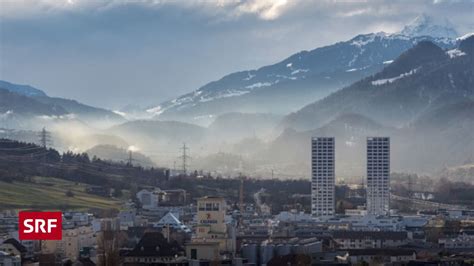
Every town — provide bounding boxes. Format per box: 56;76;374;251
1;1;474;265
0;137;473;266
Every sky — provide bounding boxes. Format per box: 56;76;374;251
0;0;473;109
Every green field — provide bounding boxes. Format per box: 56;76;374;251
0;176;124;211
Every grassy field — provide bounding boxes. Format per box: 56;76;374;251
0;176;124;211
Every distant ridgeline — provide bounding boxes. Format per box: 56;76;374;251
0;138;168;190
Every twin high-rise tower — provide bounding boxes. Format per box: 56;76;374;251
366;137;390;216
311;137;335;217
311;137;390;218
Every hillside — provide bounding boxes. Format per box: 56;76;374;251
0;88;67;116
0;80;47;97
260;37;474;175
86;144;156;167
282;37;473;130
33;96;124;124
208;112;282;140
0;80;124;129
109;120;207;147
0;176;122;211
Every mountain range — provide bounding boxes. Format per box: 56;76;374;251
0;80;124;129
1;14;472;177
259;35;474;176
146;15;459;125
281;35;473;130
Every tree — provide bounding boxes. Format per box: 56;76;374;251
96;230;127;266
65;189;74;197
112;188;123;198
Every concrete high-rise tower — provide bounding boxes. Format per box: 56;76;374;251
366;137;390;216
311;137;335;218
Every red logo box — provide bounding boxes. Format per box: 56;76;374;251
19;212;62;240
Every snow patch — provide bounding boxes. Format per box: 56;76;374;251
350;32;388;47
245;82;272;89
37;114;76;120
371;68;419;86
456;32;474;41
200;90;250;102
286;63;292;68
146;105;165;115
446;48;466;58
346;65;370;72
291;69;309;75
243;72;256;81
383;60;394;64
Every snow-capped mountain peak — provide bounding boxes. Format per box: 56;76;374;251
145;14;459;123
399;14;458;39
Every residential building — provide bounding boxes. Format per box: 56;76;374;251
192;196;236;254
122;232;186;265
439;234;474;249
136;188;161;210
311;137;335;218
367;137;390;216
41;225;96;261
186;242;220;261
332;231;408;249
0;239;26;258
118;210;136;229
0;251;21;266
344;249;416;265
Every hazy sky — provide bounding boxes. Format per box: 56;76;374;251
0;0;473;109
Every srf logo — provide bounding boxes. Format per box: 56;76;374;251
19;212;62;240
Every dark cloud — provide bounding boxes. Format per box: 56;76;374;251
0;0;472;108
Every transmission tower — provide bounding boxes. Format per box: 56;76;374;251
179;143;191;175
38;127;51;148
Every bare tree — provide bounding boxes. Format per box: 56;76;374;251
96;230;126;266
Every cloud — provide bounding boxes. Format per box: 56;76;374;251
235;0;291;20
0;0;295;20
1;0;472;109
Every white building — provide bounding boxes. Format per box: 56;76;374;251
118;210;136;229
311;137;335;218
366;137;390;216
42;225;96;261
276;211;312;223
136;188;160;210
